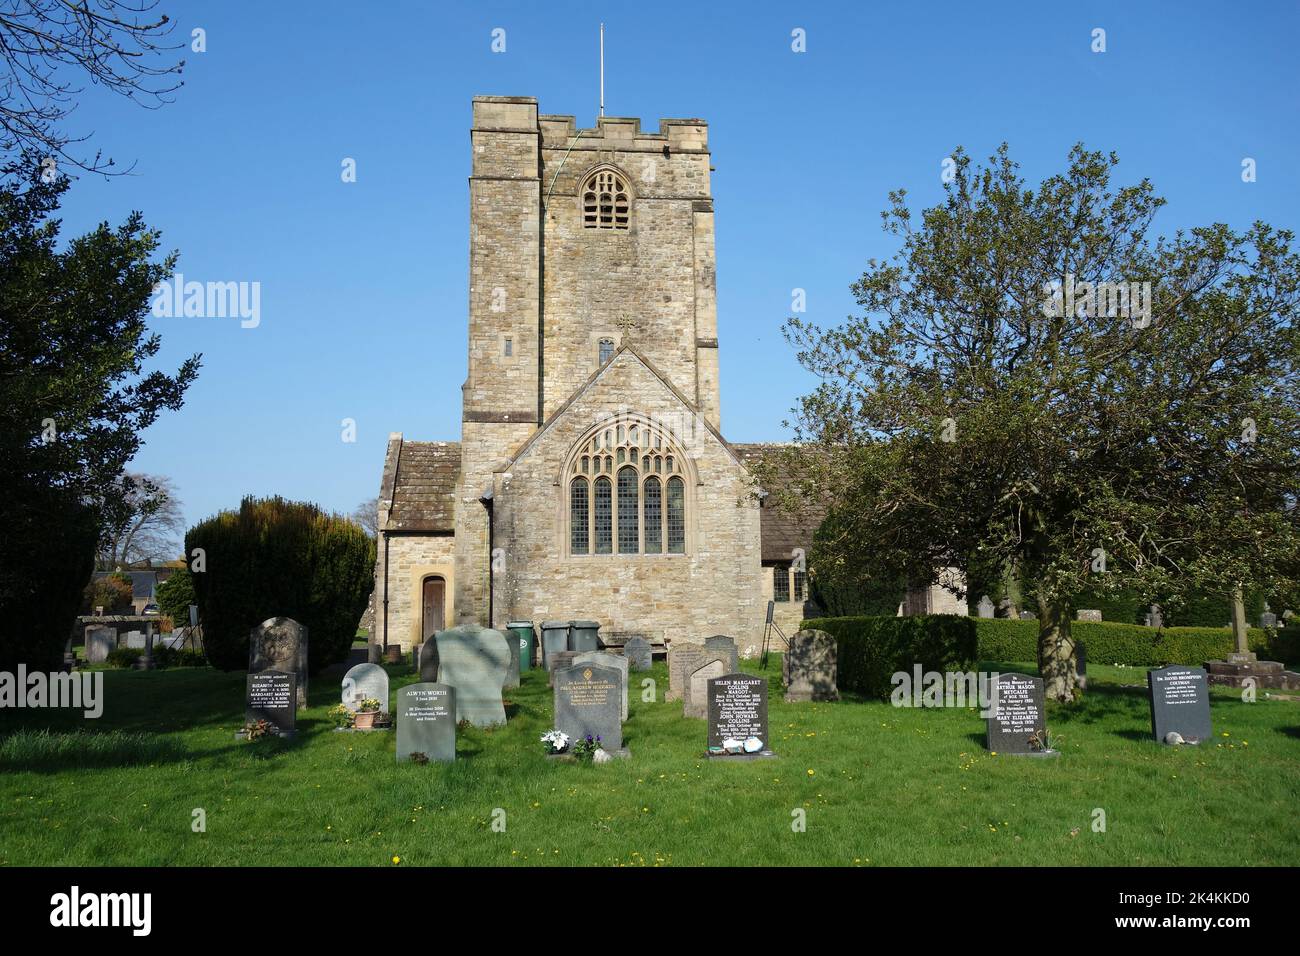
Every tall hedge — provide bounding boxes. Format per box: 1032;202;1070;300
802;614;978;700
186;496;375;674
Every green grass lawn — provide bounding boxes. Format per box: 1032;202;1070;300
1;656;1297;866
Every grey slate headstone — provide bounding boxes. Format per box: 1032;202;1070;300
623;636;652;671
1147;665;1212;745
684;657;727;718
246;670;297;736
985;673;1047;754
574;651;628;721
554;663;622;751
418;637;439;682
249;616;308;707
435;624;509;727
784;629;839;702
397;682;456;763
704;635;739;674
707;674;769;750
341;662;389;713
85;627;115;663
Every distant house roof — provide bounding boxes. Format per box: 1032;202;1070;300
380;438;461;533
92;570;158;599
732;443;828;563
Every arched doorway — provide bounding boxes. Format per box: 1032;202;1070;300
421;575;446;642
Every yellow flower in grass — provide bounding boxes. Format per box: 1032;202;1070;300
392;855;401;865
807;769;815;776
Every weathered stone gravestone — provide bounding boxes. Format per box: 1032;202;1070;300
245;670;297;736
341;662;389;713
396;683;456;763
704;635;739;674
547;650;577;687
623;636;652;671
1076;609;1103;622
125;630;146;649
985;673;1049;755
1260;610;1278;628
418;637;439;682
85;627;115;663
434;624;509;727
667;643;708;702
707;674;771;755
1147;665;1212;745
554;663;622;752
367;643;382;664
684;657;727;719
783;629;839;703
574;651;628;721
249;617;308;707
976;595;995;619
503;626;521;690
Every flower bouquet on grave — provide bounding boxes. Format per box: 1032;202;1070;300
541;729;570;755
329;704;355;730
571;734;603;762
353;698;383;730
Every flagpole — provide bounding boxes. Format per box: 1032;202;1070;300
599;23;605;118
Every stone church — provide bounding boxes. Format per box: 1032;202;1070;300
372;95;831;654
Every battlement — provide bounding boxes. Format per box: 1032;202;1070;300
539;113;708;152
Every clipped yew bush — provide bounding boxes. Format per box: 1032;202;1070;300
186;496;375;673
801;614;978;700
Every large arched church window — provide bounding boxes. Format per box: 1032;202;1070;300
565;416;691;556
580;167;631;230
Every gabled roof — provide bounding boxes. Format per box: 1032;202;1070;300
732;443;828;563
380;437;460;532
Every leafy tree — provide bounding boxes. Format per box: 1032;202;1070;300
154;565;195;625
187;496;376;674
774;144;1300;700
0;166;199;668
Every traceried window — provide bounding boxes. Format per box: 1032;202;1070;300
598;337;615;365
565;417;689;556
581;167;630;229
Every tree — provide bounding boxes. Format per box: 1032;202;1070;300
97;472;185;568
352;496;378;538
154;565;194;625
774;143;1300;701
0;165;199;668
0;0;184;177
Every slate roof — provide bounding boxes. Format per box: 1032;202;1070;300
380;439;460;532
731;443;828;563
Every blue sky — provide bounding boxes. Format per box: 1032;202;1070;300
52;0;1300;535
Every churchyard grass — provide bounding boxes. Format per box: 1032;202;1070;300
0;658;1296;866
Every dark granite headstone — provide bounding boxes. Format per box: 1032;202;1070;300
341;662;389;713
704;635;739;673
249;617;308;707
418;637;439;682
1147;665;1212;744
435;624;509;727
784;629;839;702
707;674;769;750
623;636;652;671
554;663;622;751
985;673;1047;754
396;682;456;763
245;670;297;736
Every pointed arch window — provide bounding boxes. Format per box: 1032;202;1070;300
581;167;631;229
598;337;615;365
564;417;689;556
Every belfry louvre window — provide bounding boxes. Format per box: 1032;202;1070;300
567;418;688;555
581;168;630;229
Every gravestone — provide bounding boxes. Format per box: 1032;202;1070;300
504;625;521;690
418;637;439;682
1018;611;1037;621
1076;609;1103;622
667;643;708;702
85;627;115;664
784;629;839;702
125;631;146;650
1260;611;1278;629
553;663;622;752
706;674;770;752
341;662;389;713
249;617;308;707
367;643;382;664
434;624;509;727
547;650;577;687
574;651;628;721
396;683;456;762
1148;604;1164;629
704;635;739;674
985;673;1048;754
1147;665;1212;744
684;657;727;718
976;595;995;619
623;636;652;671
245;670;297;736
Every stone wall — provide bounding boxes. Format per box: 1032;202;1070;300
373;533;456;651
